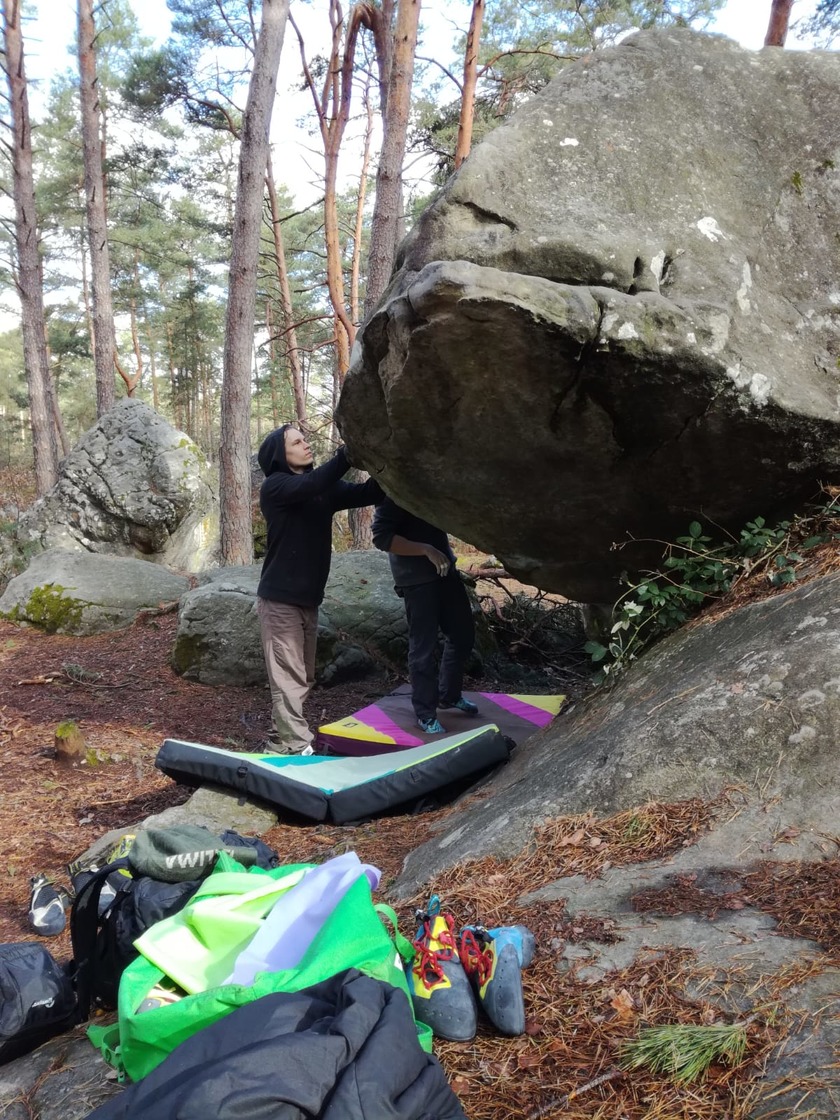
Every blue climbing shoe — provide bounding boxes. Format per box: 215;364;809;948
458;923;536;1036
406;896;477;1041
440;696;479;716
418;716;445;734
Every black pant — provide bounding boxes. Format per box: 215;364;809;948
401;573;475;721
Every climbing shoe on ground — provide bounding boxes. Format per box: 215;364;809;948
265;739;315;756
440;696;479;716
28;875;71;937
458;923;536;1036
406;896;477;1041
418;716;445;734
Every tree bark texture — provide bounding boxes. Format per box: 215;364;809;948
294;2;363;382
3;0;60;494
266;156;307;425
364;0;422;318
77;0;117;416
765;0;794;45
350;85;374;325
220;0;290;566
454;0;485;170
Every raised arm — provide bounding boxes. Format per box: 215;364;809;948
331;476;386;512
261;447;350;508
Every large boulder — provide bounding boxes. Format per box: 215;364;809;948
3;399;218;586
171;550;411;686
0;548;190;634
338;29;840;603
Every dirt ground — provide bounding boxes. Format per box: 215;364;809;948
0;594;583;946
3;529;839;1115
0;613;402;946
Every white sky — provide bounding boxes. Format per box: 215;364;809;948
21;0;824;209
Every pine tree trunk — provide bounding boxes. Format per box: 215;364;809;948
220;0;290;566
265;156;306;424
454;0;484;170
77;0;117;416
350;85;374;324
2;0;60;494
765;0;794;45
149;340;160;411
364;0;422;317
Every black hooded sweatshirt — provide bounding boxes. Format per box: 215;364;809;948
257;426;383;607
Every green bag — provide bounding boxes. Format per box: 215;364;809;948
90;859;429;1082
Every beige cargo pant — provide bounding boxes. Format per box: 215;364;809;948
257;597;318;753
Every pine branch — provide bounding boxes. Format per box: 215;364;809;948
619;1020;752;1083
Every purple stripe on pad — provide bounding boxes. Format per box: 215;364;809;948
479;692;555;727
339;704;425;747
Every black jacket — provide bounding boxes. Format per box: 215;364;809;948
257;426;383;607
85;970;468;1120
372;498;457;589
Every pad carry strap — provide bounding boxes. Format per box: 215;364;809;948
70;858;131;1021
375;902;415;964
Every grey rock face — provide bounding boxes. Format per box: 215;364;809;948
394;571;840;892
338;29;840;602
171;550;409;686
390;572;840;1113
0;1032;121;1120
171;564;264;684
0;548;190;634
8;399;218;579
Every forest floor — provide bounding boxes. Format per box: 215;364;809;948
3;478;840;1116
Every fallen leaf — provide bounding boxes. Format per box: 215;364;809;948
517;1052;542;1069
610;988;636;1020
560;828;586;846
525;1018;542;1036
450;1076;472;1095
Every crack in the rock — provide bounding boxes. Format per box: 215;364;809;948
460;200;518;232
547;302;605;436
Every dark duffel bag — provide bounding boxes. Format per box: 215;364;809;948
0;942;77;1065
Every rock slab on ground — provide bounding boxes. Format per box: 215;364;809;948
0;548;190;634
338;29;840;601
171;550;410;686
396;571;840;893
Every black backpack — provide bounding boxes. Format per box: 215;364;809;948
69;859;200;1020
0;943;77;1065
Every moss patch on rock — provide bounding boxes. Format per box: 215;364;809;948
20;584;85;633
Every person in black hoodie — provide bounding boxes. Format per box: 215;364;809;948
372;497;478;734
257;425;383;753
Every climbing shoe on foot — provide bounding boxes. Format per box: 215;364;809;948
418;716;445;734
28;875;70;937
440;696;479;716
458;923;536;1036
407;896;477;1041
